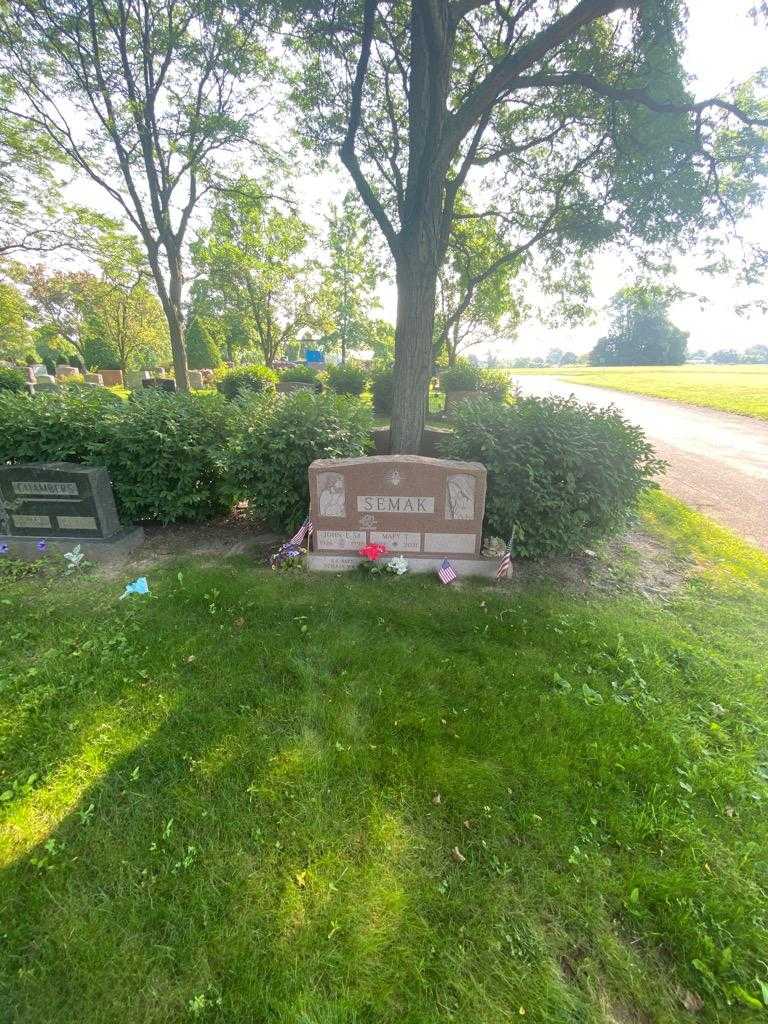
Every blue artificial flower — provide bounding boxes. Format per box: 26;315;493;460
0;543;8;555
36;539;47;553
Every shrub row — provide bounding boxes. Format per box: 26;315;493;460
0;388;372;529
0;389;661;555
441;396;664;557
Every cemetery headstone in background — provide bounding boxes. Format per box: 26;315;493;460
0;462;143;561
308;455;495;576
100;369;124;387
142;377;177;393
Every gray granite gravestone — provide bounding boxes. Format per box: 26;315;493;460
0;463;143;562
307;455;496;576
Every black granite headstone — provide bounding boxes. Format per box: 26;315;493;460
0;463;143;561
142;377;177;393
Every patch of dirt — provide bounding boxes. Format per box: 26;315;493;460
96;509;692;603
492;527;694;602
101;507;281;578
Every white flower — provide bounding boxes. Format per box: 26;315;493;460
386;555;409;575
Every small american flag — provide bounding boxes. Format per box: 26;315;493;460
289;517;313;546
496;527;516;581
438;558;457;585
496;549;511;581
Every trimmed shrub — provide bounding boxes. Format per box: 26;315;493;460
478;368;512;403
325;362;369;396
0;388;121;464
280;365;319;384
90;391;233;523
0;367;27;392
226;390;373;532
186;316;222;370
0;388;232;524
216;365;277;399
439;361;482;393
371;368;394;415
441;396;664;557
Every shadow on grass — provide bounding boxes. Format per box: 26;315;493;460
2;562;767;1022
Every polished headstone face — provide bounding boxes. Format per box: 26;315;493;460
309;455;487;559
0;463;122;539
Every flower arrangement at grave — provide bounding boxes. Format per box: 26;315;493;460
385;555;409;576
270;541;306;572
357;542;389;575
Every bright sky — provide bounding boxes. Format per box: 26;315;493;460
60;2;767;361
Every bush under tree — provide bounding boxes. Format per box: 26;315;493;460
441;397;664;558
185;316;222;370
0;366;28;392
439;362;483;393
371;368;394;415
225;390;372;532
216;365;277;400
324;362;369;396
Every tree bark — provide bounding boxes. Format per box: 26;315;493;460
390;256;439;453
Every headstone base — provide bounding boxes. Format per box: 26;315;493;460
0;526;144;563
307;552;498;577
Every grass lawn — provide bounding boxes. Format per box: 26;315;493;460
512;365;768;421
2;494;768;1023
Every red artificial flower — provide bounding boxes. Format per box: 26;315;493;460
359;543;388;561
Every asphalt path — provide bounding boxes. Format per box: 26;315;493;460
513;375;768;552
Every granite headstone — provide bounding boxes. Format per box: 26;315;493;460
307;455;495;576
0;463;143;562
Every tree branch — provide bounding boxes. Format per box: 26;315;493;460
339;0;398;254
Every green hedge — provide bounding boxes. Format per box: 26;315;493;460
0;367;28;392
0;389;232;524
280;366;319;384
324;363;369;396
225;390;373;532
439;362;482;393
216;365;277;399
371;369;394;415
441;396;664;557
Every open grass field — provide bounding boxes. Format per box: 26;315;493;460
512;365;768;421
2;494;768;1023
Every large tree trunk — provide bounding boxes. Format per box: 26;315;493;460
167;252;188;391
390;257;439;453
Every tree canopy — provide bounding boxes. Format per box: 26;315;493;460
192;178;321;366
0;0;273;388
285;0;768;449
590;284;688;365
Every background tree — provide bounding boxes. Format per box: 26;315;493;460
0;0;271;390
23;267;101;367
287;0;768;451
320;192;380;363
435;209;521;366
709;349;743;365
185;316;222;369
192;178;319;366
743;344;768;363
0;280;33;362
589;284;688;366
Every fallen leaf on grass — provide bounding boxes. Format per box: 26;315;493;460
234;617;245;628
431;793;442;805
450;846;466;864
294;871;307;888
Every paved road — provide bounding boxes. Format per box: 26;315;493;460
513;375;768;551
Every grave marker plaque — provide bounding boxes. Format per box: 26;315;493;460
0;463;143;561
307;455;495;576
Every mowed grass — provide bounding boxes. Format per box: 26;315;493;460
2;495;768;1023
513;364;768;421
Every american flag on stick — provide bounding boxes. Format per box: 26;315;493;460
289;516;313;547
496;527;517;582
438;558;457;585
